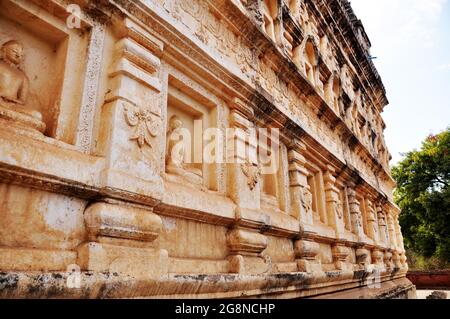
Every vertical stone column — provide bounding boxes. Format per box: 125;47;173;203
227;97;260;213
324;169;353;271
226;97;269;274
373;203;388;271
380;205;394;271
387;208;398;251
78;18;169;278
288;141;323;273
393;207;408;272
96;18;165;202
376;204;388;246
323;167;346;239
366;199;380;243
288;141;313;225
347;187;364;239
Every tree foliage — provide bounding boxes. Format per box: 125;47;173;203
392;127;450;262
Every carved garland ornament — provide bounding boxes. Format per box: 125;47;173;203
123;102;161;149
241;162;261;190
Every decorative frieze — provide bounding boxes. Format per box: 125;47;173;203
0;0;413;299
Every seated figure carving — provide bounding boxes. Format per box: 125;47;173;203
0;40;42;121
166;115;203;187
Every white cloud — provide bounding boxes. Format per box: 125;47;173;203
350;0;447;48
437;63;450;71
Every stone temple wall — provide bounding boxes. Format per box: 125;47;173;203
0;0;415;298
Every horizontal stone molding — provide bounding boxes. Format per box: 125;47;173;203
84;202;162;242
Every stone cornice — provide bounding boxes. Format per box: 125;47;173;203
307;1;384;112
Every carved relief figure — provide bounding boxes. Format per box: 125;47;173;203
241;161;261;191
355;212;363;232
335;198;343;219
368;200;379;239
325;72;340;114
0;40;41;120
302;186;313;215
166;115;203;186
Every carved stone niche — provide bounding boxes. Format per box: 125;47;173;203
259;130;288;214
261;0;281;45
165;79;218;191
0;1;93;143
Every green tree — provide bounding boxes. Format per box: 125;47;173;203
392;127;450;263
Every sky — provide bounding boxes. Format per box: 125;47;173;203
350;0;450;164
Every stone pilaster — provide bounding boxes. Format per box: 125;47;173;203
226;97;268;274
227;97;260;213
386;208;398;251
366;199;380;243
376;204;388;246
347;187;365;239
82;18;169;277
393;208;409;273
288;141;313;225
323;167;346;239
96;18;165;203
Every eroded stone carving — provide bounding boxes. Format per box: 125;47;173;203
0;40;45;131
302;185;313;215
241;161;261;190
0;0;413;299
335;198;343;219
123;102;161;149
166;115;203;186
0;40;45;132
0;41;29;108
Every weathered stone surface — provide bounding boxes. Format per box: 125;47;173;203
426;291;448;299
0;0;414;298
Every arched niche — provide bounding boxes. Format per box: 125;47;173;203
262;0;278;43
325;71;341;114
294;36;319;87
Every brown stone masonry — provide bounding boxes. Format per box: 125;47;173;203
0;0;414;298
